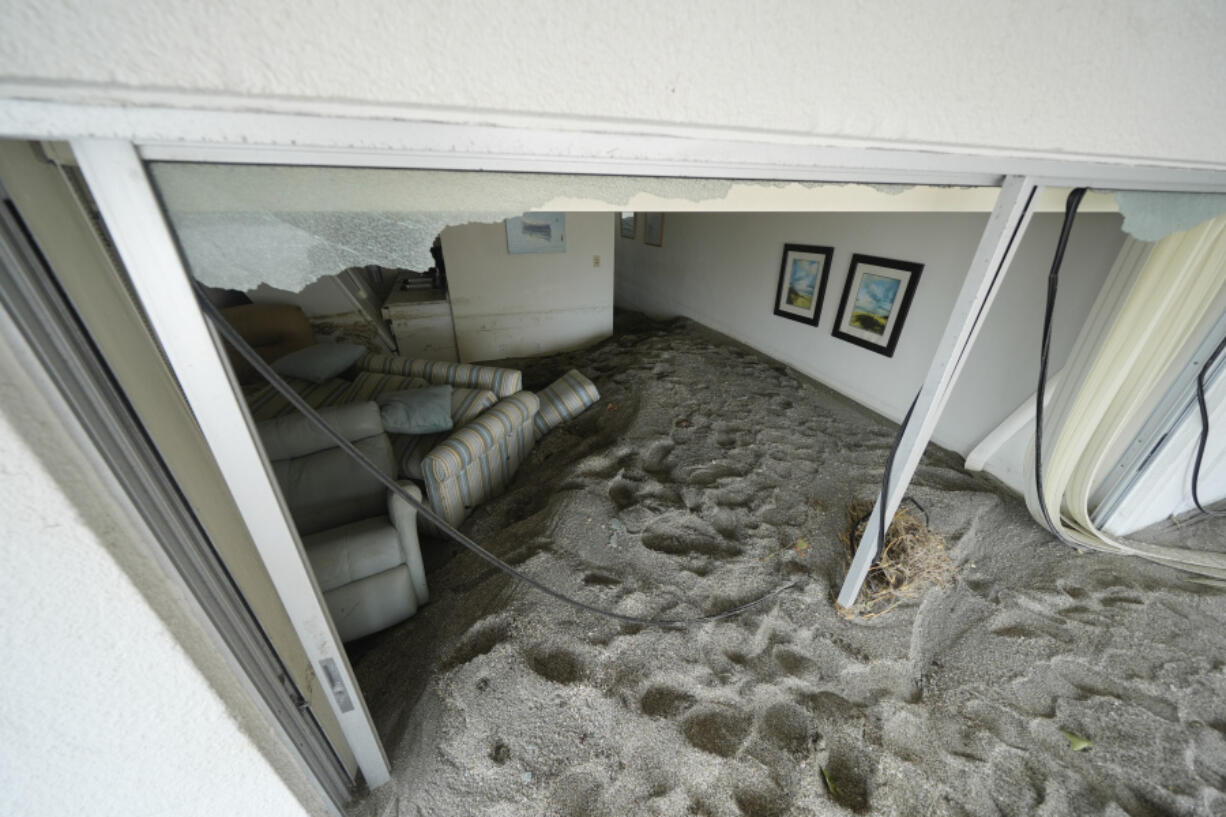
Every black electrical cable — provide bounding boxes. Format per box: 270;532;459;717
195;284;793;628
1033;187;1087;546
851;495;929;555
1192;331;1226;517
861;187;1037;574
875;391;920;561
904;496;930;527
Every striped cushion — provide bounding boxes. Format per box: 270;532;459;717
423;391;540;527
358;353;523;398
533;369;600;438
391;387;498;479
338;370;430;404
450;388;499;427
245;376;356;422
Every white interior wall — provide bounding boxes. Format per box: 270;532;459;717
441;214;614;361
940;214;1126;457
0;342;321;817
3;2;1224;166
616;211;1125;458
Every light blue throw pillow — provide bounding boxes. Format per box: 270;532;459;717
378;385;454;435
271;343;366;383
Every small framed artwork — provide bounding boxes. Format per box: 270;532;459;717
644;213;664;247
831;253;924;357
772;243;834;327
619;212;638;239
506;212;566;253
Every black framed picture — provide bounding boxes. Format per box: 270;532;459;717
772;243;834;327
831;253;924;357
619;212;637;239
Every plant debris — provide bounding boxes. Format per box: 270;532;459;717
1060;729;1092;752
821;765;841;798
837;499;956;619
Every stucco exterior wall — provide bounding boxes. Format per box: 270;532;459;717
0;338;324;817
1;1;1224;165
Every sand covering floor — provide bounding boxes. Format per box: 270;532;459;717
350;315;1226;817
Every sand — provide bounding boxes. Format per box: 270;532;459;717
349;313;1226;817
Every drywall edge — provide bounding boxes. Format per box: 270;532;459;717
150;161;1122;293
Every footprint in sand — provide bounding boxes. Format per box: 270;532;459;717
639;684;697;719
642;439;675;473
546;768;605;817
608;477;637;509
640;512;740;557
680;703;753;757
441;615;511;671
759;701;818;755
524;645;587;685
581;571;621;587
773;644;816;678
733;774;792;817
488;739;511;764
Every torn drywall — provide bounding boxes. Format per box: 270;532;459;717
147;161;1115;294
164;208;496;292
1113;191;1226;242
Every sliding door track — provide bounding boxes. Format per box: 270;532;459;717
0;188;355;810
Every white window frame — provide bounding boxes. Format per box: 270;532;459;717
2;97;1224;793
70;140;392;788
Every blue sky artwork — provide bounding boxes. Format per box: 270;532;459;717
854;272;901;317
788;258;820;298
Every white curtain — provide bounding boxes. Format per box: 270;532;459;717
1025;215;1226;578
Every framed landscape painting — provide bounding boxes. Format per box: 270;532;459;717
831;253;923;357
619;212;638;238
506;212;566;253
772;243;834;327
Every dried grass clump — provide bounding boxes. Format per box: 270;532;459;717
838;499;955;619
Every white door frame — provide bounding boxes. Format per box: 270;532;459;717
3;94;1222;792
71;140;391;789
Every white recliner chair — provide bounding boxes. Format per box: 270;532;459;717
258;402;427;642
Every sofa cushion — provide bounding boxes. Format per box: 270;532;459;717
390;387;499;479
303;516;404;592
422;391;540;527
270;434;395;536
340;370;431;404
378;385;454;435
451;387;498;426
272;342;366;383
534;369;601;438
258;402;385;461
358;352;523;397
321;565;418;643
245;375;354;422
425;391;540;480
